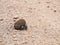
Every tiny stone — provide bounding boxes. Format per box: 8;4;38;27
13;16;19;19
47;6;50;8
54;10;56;12
14;19;27;30
46;2;51;3
14;19;16;22
38;2;40;4
0;19;3;21
13;16;19;22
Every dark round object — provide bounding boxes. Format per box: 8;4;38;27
14;19;27;30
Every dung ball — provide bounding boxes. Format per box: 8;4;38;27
14;19;27;30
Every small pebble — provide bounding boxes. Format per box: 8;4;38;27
14;19;27;30
13;16;19;22
13;16;19;19
38;2;40;4
0;19;3;21
54;10;56;12
47;6;50;8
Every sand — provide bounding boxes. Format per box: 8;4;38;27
0;0;60;45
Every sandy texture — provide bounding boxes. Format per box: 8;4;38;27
0;0;60;45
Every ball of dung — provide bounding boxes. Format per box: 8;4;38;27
14;19;27;30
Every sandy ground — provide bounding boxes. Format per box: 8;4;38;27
0;0;60;45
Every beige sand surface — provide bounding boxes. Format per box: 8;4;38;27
0;0;60;45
